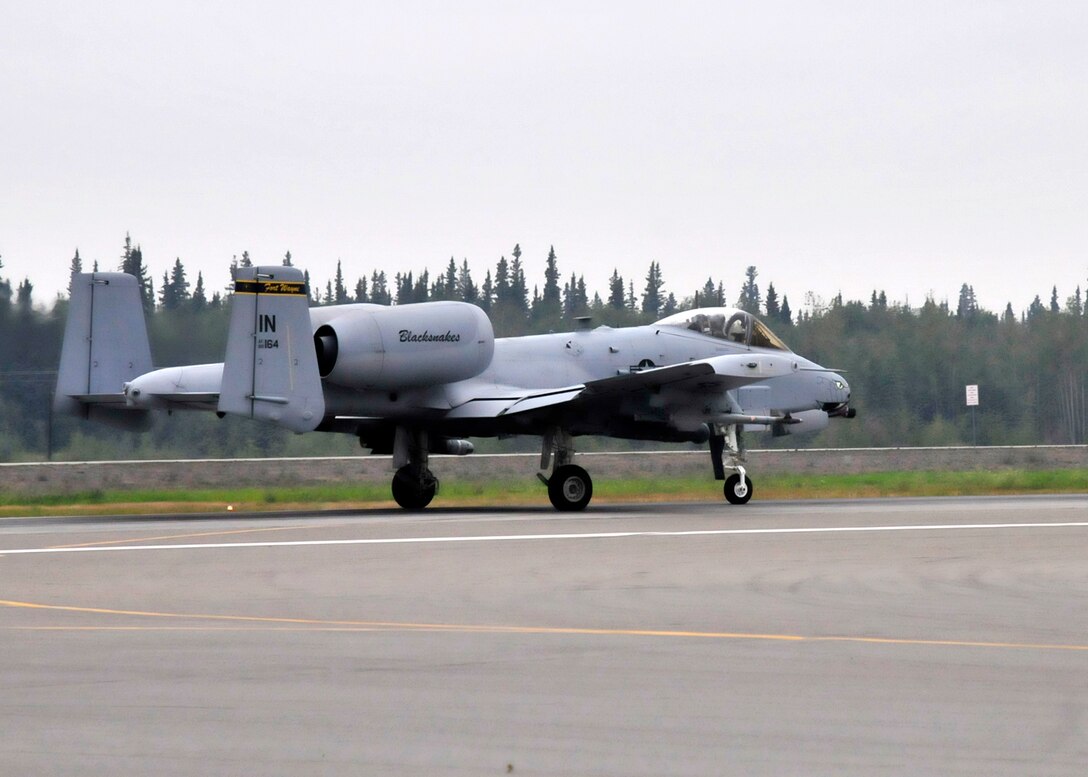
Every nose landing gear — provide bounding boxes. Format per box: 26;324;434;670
723;472;753;505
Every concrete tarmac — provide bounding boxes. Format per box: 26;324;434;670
1;496;1087;775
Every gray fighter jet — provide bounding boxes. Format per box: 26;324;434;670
55;266;854;510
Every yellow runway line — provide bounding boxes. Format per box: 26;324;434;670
2;598;1087;652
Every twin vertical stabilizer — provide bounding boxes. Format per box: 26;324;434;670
54;272;154;429
217;266;324;433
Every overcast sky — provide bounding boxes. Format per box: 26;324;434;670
2;1;1086;315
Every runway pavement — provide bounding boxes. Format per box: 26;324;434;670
2;496;1087;775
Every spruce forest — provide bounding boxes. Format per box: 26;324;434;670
1;236;1086;462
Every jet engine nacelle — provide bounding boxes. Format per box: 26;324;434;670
313;301;495;390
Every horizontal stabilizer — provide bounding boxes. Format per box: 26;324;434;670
69;393;129;405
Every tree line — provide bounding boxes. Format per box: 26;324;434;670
57;235;793;336
0;235;1085;462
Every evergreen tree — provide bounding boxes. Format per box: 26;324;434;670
412;269;430;303
15;278;33;312
355;276;369;303
608;269;625;309
170;258;189;307
395;272;413;305
626;280;637;311
534;245;562;325
494;257;511;304
282;250;293;266
956;284;978;319
765;282;780;320
1066;286;1083;316
1050;286;1060;314
192;272;207;310
159;271;174;310
737;266;760;314
458;259;477;304
334;260;348;304
442;257;458;300
662;292;678;316
510;253;529;312
696;277;722;307
541;246;561;307
576;275;588;313
779;295;793;326
641;261;663;316
563;272;589;318
371;270;390;305
120;234;154;316
68;248;82;295
304;270;316;304
479;269;493;312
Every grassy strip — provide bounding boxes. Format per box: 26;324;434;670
0;469;1085;517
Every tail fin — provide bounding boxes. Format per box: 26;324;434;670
53;272;153;430
217;266;324;433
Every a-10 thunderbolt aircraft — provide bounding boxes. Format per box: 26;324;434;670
55;266;854;510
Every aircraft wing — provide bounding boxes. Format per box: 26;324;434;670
445;353;795;420
583;353;792;396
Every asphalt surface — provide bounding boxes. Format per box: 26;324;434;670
1;496;1087;776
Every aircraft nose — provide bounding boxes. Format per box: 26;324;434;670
820;373;855;418
818;373;849;401
832;374;850;400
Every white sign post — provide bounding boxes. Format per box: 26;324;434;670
965;385;979;445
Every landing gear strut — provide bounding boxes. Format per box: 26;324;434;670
391;427;438;510
711;423;753;505
539;429;593;511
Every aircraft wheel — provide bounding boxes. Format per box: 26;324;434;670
391;466;437;510
723;473;753;505
548;464;593;511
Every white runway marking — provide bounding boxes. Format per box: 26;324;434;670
1;521;1087;556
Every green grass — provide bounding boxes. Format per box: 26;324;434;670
0;469;1085;517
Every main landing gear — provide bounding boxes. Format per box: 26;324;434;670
538;429;593;511
391;427;438;510
711;423;753;505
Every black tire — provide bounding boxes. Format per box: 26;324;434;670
391;466;437;510
723;473;753;505
548;464;593;511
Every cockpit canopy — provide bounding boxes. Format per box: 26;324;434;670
655;307;791;351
